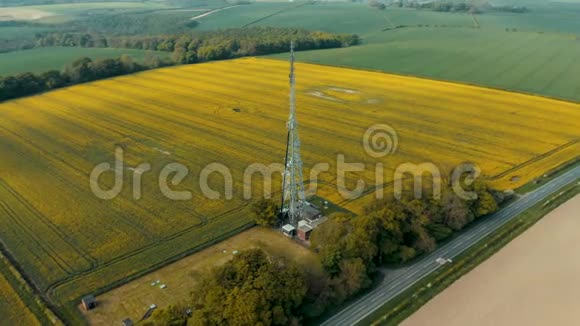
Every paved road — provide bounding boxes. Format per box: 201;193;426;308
322;166;580;326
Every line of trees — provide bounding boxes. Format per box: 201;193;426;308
35;27;359;64
390;0;527;14
312;181;503;271
66;10;201;36
1;27;358;102
369;0;386;10
484;3;529;14
0;54;169;102
150;180;508;325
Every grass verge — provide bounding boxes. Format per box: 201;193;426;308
515;158;579;194
0;250;63;325
363;181;580;326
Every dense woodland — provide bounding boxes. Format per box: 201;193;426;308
151;181;507;325
389;0;528;13
0;27;358;101
36;27;360;62
67;10;201;36
0;54;170;101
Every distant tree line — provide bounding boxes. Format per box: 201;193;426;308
35;27;360;63
389;0;527;14
66;10;201;36
0;11;202;53
484;3;528;14
313;181;504;268
1;27;358;102
369;0;386;10
0;54;170;102
413;1;480;13
151;180;508;325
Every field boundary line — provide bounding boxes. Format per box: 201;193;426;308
487;139;579;180
241;2;311;28
0;178;96;270
0;122;157;241
190;5;240;20
258;58;580;104
0;239;65;324
0;200;74;275
52;222;255;321
471;13;480;28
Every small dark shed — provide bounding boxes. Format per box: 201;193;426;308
81;295;97;311
122;318;134;326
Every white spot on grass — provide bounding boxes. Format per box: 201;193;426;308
154;148;171;156
309;91;343;102
328;87;360;94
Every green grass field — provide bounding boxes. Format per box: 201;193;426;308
225;2;580;102
184;1;580;101
3;1;175;17
271;27;580;102
0;47;171;76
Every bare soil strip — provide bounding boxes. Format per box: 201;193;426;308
403;195;580;326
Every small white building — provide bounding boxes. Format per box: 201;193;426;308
281;224;296;237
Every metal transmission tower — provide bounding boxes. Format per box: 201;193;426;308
281;41;306;226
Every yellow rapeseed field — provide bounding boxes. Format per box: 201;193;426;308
0;58;577;310
0;266;41;325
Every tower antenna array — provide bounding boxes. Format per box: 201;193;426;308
281;41;306;226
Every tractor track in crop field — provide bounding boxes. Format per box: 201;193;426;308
512;42;567;88
74;82;251;161
455;32;538;81
0;180;95;265
108;75;375;174
531;52;578;95
56;84;266;196
44;201;251;302
241;2;310;28
493;39;553;84
0;121;157;241
335;139;579;208
471;14;480;28
127;72;421;172
0;200;75;275
488;139;579;181
44;178;331;303
64;67;573;198
28;95;209;224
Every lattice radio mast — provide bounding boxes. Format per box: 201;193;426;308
281;41;306;226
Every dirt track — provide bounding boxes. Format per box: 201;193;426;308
403;194;580;326
190;5;239;20
0;8;53;21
